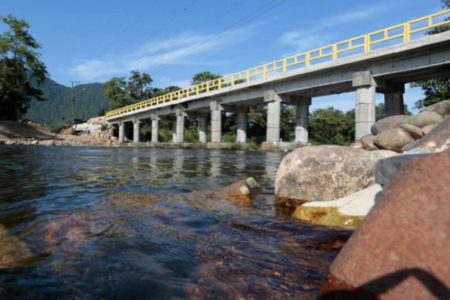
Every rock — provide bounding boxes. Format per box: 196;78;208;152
375;154;429;188
370;115;412;135
0;224;32;269
321;149;450;300
422;99;450;117
398;123;423;140
413;111;443;128
422;124;436;135
293;184;382;229
374;128;414;153
215;177;264;207
274;146;397;208
403;115;450;152
360;135;378;151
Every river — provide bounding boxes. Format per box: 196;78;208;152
0;145;350;299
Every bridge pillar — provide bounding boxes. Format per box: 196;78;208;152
264;89;282;143
198;112;208;144
289;95;311;144
353;71;376;140
236;108;248;144
210;101;223;143
173;108;185;143
384;84;405;116
133;119;140;143
151;115;159;143
118;122;125;143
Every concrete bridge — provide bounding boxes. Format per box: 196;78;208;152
106;9;450;148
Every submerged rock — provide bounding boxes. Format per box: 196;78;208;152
293;184;382;229
321;149;450;299
274;146;396;208
0;224;32;269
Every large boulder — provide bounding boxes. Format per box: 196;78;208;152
403;115;450;153
398;123;423;140
370;115;412;135
321;149;450;300
274;146;396;208
375;154;428;188
413;111;443;128
422;99;450;117
293;184;382;229
360;135;378;151
374;128;414;152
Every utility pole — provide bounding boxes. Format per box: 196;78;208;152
70;80;80;129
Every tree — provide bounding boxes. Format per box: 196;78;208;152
309;107;354;145
191;71;222;85
0;15;47;120
411;0;450;109
104;70;153;109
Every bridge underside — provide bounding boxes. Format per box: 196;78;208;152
108;31;450;145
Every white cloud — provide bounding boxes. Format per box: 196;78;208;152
280;3;395;51
70;26;255;82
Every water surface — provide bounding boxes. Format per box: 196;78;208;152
0;145;350;299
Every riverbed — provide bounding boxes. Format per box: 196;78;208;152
0;145;350;299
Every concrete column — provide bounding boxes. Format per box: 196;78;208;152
210;101;223;143
353;71;376;140
384;85;405;116
151;116;159;143
289;95;311;144
236;109;248;144
133;120;140;143
264;89;282;143
173;108;185;143
198;112;208;144
118;122;125;143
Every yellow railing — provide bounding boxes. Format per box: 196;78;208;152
106;8;450;118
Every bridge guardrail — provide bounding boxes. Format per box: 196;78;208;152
106;8;450;119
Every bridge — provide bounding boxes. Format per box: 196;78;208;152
106;9;450;148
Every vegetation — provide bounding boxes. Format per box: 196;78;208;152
105;71;153;109
25;80;108;130
411;0;450;109
0;15;47;121
191;71;222;85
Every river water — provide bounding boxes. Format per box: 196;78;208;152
0;145;350;299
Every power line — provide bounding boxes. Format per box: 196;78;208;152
151;0;287;76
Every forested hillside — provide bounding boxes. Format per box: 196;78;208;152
24;78;109;129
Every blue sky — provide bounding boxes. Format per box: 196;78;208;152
1;0;446;112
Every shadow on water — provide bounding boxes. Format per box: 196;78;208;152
0;145;351;299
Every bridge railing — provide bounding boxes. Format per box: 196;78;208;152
106;8;450;119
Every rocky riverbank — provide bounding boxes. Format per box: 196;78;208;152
0;117;116;147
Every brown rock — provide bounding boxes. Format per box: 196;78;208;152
216;177;264;207
374;128;414;152
0;224;32;269
361;135;378;151
321;149;450;300
370;115;412;135
398;123;423;140
413;111;443;128
422;99;450;117
274;146;396;208
403;115;450;152
422;124;436;135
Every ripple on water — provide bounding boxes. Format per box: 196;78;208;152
0;146;351;299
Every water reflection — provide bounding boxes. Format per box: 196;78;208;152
0;145;350;299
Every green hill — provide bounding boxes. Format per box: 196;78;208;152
24;78;110;129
